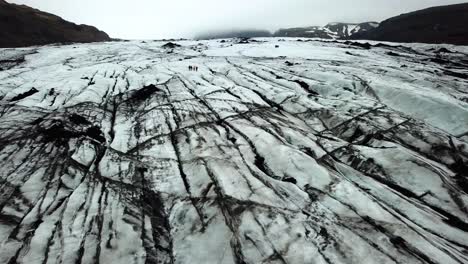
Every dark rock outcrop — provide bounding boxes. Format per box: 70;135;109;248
0;0;110;47
353;3;468;45
161;42;181;49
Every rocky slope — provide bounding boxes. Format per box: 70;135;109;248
274;22;379;39
0;38;467;263
0;0;110;48
353;3;468;45
325;22;379;39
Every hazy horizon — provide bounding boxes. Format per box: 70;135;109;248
7;0;468;39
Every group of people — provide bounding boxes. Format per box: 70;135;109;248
188;65;199;71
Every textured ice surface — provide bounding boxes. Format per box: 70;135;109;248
0;38;467;264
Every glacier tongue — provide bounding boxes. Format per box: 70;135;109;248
0;38;467;264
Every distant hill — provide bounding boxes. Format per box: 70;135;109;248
352;3;468;45
194;30;272;40
0;0;110;48
324;22;379;39
274;26;333;39
273;22;379;39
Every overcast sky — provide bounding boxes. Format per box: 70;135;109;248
8;0;468;39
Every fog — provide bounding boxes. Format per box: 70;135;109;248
8;0;468;39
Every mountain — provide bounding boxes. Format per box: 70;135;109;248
324;22;379;39
274;26;335;39
0;0;110;48
353;3;468;45
194;22;380;41
195;29;272;40
274;22;379;39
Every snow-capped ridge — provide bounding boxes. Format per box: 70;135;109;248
275;21;379;39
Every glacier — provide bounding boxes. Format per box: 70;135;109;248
0;38;467;264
